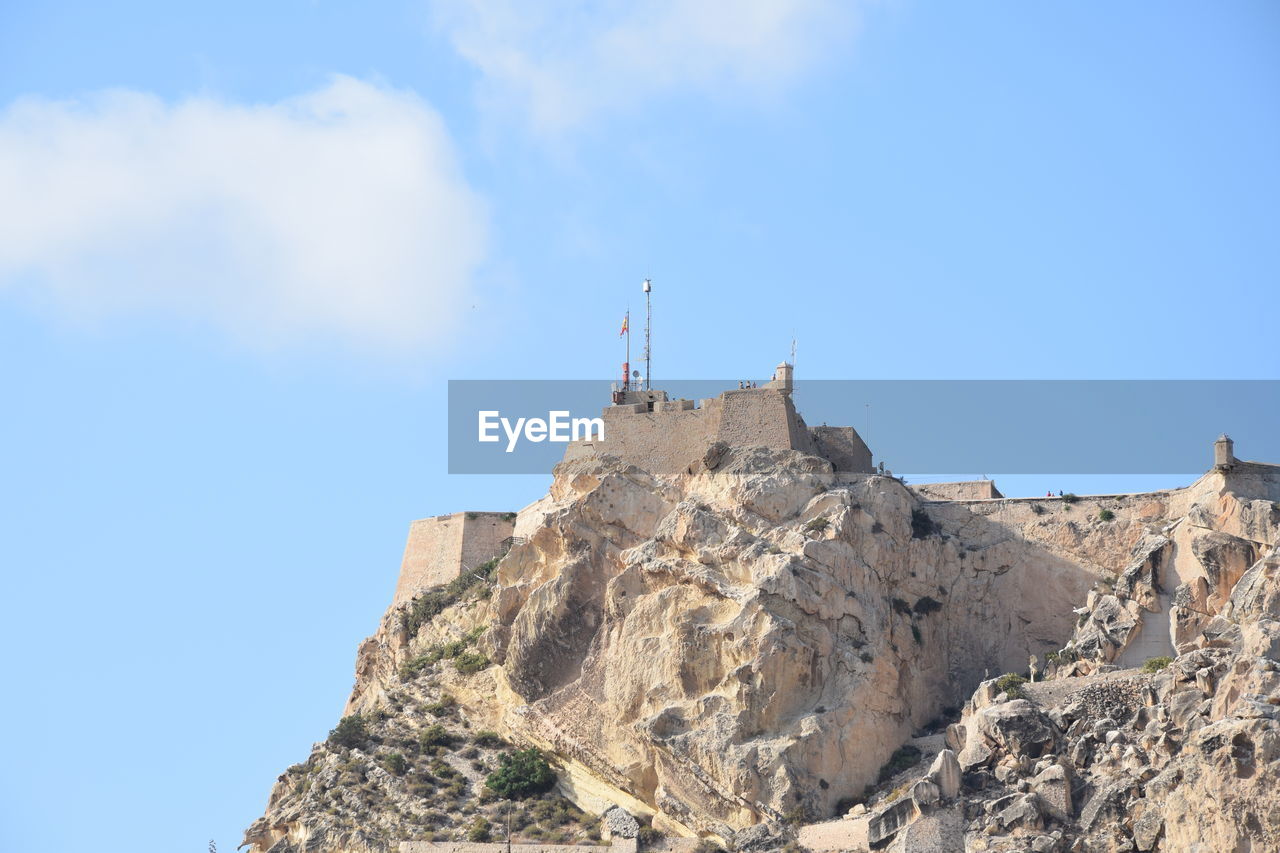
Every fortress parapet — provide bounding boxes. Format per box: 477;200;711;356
393;511;515;606
565;362;873;477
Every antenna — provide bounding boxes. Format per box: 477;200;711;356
642;278;652;391
790;334;797;368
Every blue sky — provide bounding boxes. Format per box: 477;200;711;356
1;2;1277;851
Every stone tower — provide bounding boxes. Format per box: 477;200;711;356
764;362;794;394
1214;434;1235;469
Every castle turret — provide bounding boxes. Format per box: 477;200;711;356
1214;434;1235;469
764;361;793;394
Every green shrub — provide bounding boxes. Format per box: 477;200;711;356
454;650;491;675
400;654;435;681
636;827;663;849
693;842;724;853
402;561;501;636
382;752;408;776
1062;493;1079;503
403;590;453;637
876;744;922;783
467;817;492;842
438;639;470;659
805;516;830;532
426;694;458;717
995;673;1028;699
419;724;455;749
1046;647;1079;666
485;749;556;799
1142;656;1173;673
327;715;369;750
473;730;506;749
1098;508;1115;522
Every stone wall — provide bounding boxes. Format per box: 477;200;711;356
393;512;515;605
564;404;721;477
811;426;874;474
713;389;800;453
910;480;1003;501
563;387;872;477
1227;460;1280;502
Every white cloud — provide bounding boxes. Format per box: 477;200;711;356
433;0;858;133
0;77;487;353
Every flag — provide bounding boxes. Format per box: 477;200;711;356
619;313;628;337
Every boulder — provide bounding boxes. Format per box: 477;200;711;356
927;749;962;799
867;797;918;845
1031;763;1072;820
997;793;1043;831
602;806;639;839
910;779;940;808
977;699;1057;759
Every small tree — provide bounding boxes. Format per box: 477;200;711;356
419;723;455;749
468;817;492;842
485;748;556;798
473;730;506;749
327;715;368;749
994;673;1028;699
454;650;491;675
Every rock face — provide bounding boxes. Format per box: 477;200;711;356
810;543;1280;853
244;446;1280;852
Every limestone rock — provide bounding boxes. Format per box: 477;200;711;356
910;779;939;808
976;700;1057;759
1030;763;1071;820
602;806;639;839
927;749;962;799
244;448;1280;853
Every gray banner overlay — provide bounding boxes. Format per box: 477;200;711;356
448;380;1279;475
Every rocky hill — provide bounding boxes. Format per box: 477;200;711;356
244;444;1280;853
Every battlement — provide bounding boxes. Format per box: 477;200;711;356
564;364;873;477
393;511;515;606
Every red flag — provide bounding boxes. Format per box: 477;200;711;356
619;313;629;337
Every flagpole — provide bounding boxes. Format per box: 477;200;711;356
625;310;631;390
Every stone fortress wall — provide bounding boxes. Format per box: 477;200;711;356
562;362;874;478
393;367;1277;656
391;363;874;607
910;480;1004;501
393;512;515;605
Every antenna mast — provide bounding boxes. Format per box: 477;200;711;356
642;278;652;390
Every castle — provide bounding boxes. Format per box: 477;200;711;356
393;367;1278;608
393;362;873;603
